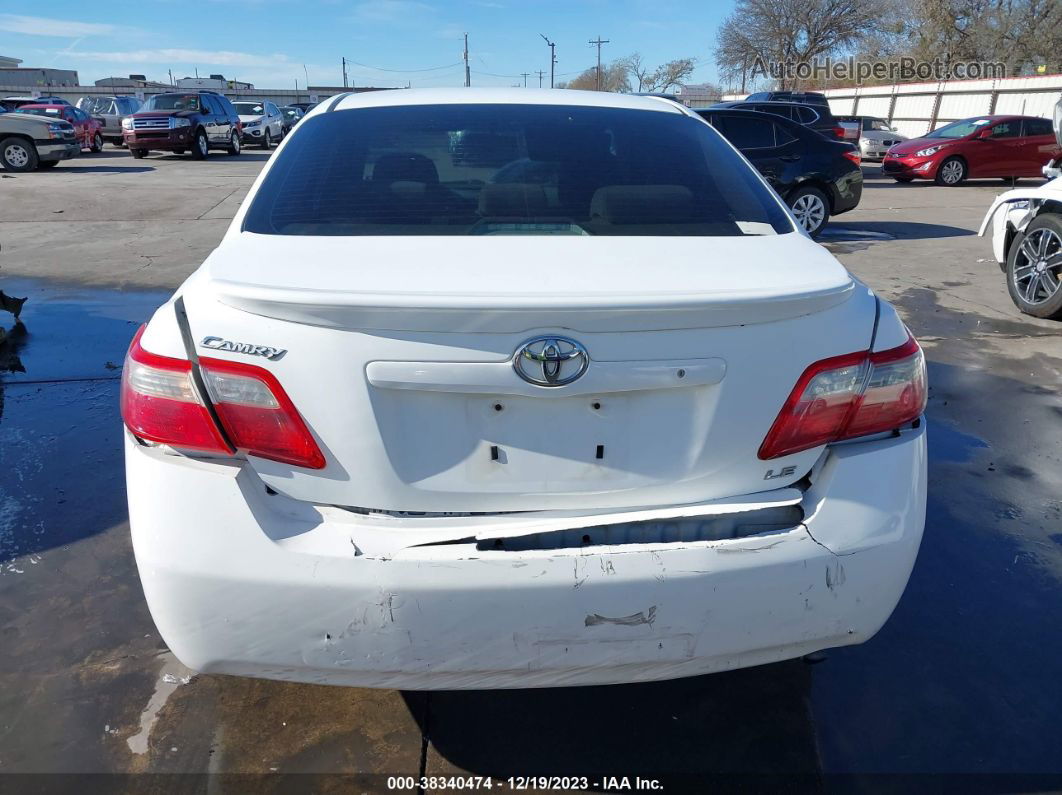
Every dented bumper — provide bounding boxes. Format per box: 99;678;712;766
127;425;926;689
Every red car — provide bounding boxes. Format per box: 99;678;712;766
883;115;1060;186
14;103;104;153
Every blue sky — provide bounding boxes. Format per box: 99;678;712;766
0;2;734;91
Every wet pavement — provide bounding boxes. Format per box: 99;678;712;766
0;160;1061;791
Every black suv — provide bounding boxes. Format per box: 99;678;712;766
122;91;242;159
745;91;829;106
711;99;843;140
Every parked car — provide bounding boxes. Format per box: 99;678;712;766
746;90;829;106
122;91;242;159
14;104;104;152
233;100;285;149
697;107;862;235
122;88;927;691
884;115;1060;185
0;111;79;171
836;115;908;160
712;99;845;140
78;95;141;147
2;95;71;109
978;98;1062;319
288;102;316;113
279;105;304;135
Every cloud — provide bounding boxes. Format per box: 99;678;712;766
72;48;298;68
351;0;434;22
0;14;119;37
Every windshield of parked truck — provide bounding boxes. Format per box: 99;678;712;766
925;117;993;138
243;103;793;237
142;94;201;112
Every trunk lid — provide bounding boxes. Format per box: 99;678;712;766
175;232;875;513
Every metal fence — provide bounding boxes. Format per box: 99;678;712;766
724;73;1062;139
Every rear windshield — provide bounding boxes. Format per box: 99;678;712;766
242;103;792;237
234;102;265;116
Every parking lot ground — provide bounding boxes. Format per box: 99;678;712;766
1;152;1061;790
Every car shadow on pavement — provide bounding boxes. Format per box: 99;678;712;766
402;660;821;786
823;220;974;241
50;165;155;174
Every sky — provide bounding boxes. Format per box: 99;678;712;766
0;2;735;92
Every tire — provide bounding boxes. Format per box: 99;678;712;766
227;131;241;156
90;133;103;153
261;129;272;150
38;160;60;169
935;156;967;186
130;148;147;159
191;129;209;159
788;185;831;236
893;176;914;183
1005;213;1062;320
0;136;39;172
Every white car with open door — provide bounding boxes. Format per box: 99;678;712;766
123;89;928;690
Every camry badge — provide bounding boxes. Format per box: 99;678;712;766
513;335;589;387
201;336;286;361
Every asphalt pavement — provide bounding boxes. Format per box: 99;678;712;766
0;148;1060;792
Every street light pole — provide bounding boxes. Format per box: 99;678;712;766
540;34;556;88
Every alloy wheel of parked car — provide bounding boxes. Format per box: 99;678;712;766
0;137;38;172
227;131;241;156
192;130;209;160
935;157;967;186
262;130;272;150
91;133;103;153
1006;216;1062;319
789;186;830;236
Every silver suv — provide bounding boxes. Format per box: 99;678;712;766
78;95;142;147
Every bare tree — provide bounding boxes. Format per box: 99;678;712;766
558;61;632;92
622;52;653;92
646;58;697;92
715;0;888;89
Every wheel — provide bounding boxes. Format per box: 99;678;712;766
893;176;914;183
788;185;830;236
935;156;967;186
1006;214;1062;319
191;129;209;159
38;160;60;169
90;132;103;153
227;130;241;156
0;137;39;172
130;148;147;159
261;129;272;150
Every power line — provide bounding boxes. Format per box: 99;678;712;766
535;69;545;88
520;72;530;87
345;59;464;73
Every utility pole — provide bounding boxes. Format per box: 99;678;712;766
588;36;609;90
342;57;348;89
520;72;530;87
540;34;556;88
535;70;545;88
463;33;471;87
303;64;309;91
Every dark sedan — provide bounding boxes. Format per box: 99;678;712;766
696;108;863;236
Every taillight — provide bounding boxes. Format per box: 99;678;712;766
842;149;861;166
758;336;926;460
121;325;325;469
833;126;846;139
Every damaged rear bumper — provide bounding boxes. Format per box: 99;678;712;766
127;425;926;689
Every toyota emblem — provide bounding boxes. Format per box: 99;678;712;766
513;336;589;387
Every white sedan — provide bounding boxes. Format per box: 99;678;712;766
123;88;927;690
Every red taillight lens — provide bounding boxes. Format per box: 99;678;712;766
833;126;846;139
121;326;231;454
758;336;927;460
200;357;326;469
842;149;861;166
121;326;325;469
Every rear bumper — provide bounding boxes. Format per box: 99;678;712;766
127;425;926;689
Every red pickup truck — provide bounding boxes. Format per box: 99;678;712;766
15;104;103;152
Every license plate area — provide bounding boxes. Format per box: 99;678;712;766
370;386;717;493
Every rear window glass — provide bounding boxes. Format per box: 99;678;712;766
243;104;791;237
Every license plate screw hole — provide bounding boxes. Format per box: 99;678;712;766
591;401;601;410
493;403;504;412
677;369;686;379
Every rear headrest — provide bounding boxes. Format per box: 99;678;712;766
589;185;696;225
372;153;439;184
478;183;548;217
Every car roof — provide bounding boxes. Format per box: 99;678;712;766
325;87;687;116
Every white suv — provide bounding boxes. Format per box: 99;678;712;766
123;89;927;690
